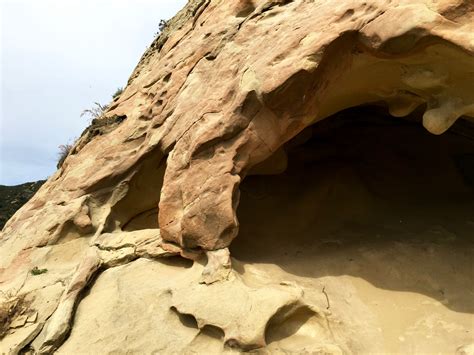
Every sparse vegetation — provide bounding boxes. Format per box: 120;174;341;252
159;19;168;32
155;19;168;37
0;294;27;339
112;87;123;100
30;267;48;276
80;102;108;121
74;93;127;154
57;143;73;169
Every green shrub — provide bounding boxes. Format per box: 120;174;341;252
80;102;108;121
112;87;123;99
57;144;73;169
30;267;48;276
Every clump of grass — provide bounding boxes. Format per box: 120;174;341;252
155;19;168;37
30;267;48;276
57;144;73;169
0;294;28;339
159;19;168;32
80;102;108;121
112;87;123;100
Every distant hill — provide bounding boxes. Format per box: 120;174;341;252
0;180;45;229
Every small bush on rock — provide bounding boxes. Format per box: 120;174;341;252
80;102;108;121
57;144;73;169
112;87;123;99
159;19;168;31
0;294;28;339
155;19;168;37
30;267;48;276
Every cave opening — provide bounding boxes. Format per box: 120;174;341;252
231;105;474;312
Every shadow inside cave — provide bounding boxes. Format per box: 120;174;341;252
231;105;474;314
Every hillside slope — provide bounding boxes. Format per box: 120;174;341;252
0;181;45;229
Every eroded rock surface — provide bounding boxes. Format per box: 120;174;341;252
1;0;473;353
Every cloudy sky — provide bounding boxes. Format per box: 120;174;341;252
0;0;186;185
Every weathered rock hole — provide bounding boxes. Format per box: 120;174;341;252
265;305;318;345
106;153;166;232
200;324;225;340
170;307;199;329
236;4;255;18
224;338;257;351
338;8;355;21
162;72;172;83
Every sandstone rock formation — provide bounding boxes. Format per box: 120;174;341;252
1;0;473;353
